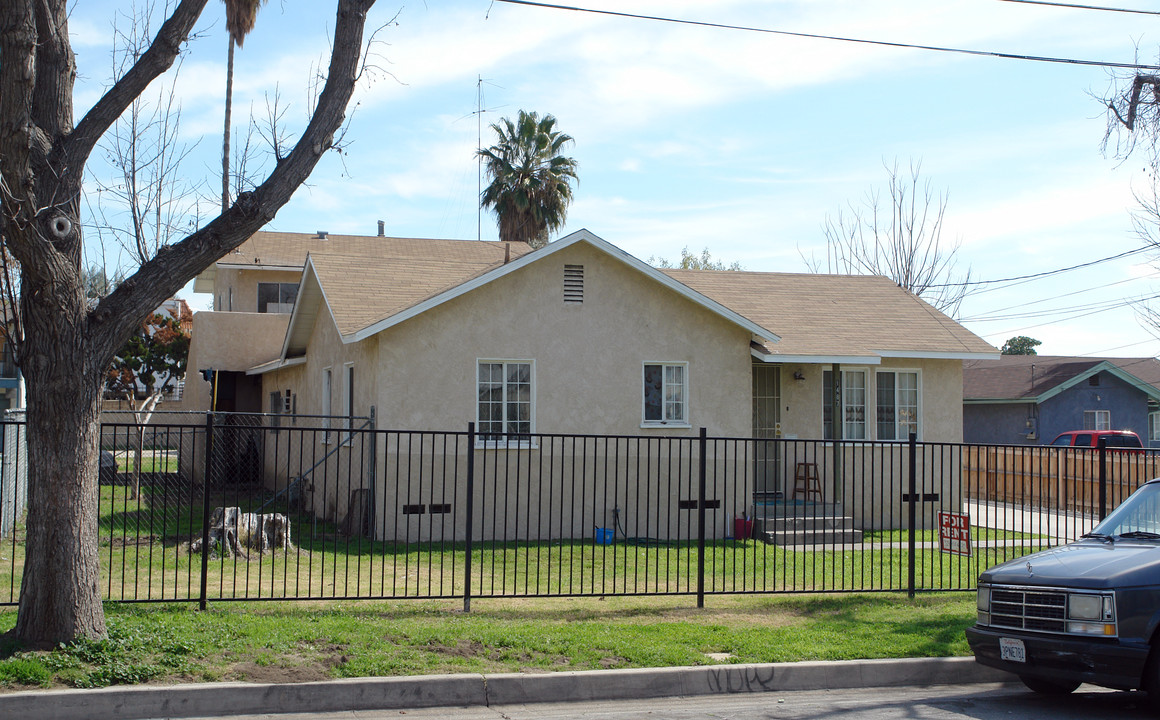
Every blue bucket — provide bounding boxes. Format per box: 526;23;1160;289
595;527;614;545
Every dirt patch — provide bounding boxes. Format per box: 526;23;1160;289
426;639;486;659
228;661;331;684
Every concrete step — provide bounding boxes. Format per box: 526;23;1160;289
757;515;856;533
761;527;865;546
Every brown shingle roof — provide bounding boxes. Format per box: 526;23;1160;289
309;253;512;336
662;270;996;358
963;355;1160;400
221;231;528;269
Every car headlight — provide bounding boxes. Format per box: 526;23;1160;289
1069;593;1102;620
977;586;990;612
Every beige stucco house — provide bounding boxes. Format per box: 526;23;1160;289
184;228;997;539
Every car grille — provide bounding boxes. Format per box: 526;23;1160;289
990;587;1067;633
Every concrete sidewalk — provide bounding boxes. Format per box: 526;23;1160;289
0;656;1013;720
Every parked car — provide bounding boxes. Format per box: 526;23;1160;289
1048;429;1143;450
966;477;1160;706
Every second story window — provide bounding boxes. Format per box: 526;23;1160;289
258;282;298;313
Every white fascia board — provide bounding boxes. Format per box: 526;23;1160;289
751;349;881;365
216;263;303;273
247;356;307;376
347;228;781;346
876;350;1001;361
279;256;336;359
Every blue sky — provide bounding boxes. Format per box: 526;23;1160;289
70;0;1160;357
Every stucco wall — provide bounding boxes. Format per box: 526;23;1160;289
962;403;1038;445
181;311;289;413
364;242;755;437
772;358;964;443
214;267;301;313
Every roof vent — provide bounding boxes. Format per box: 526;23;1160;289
564;264;584;303
377;220;385;237
316;231;329;240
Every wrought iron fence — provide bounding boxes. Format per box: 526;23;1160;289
2;415;1158;608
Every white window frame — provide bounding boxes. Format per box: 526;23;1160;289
476;359;536;448
642;361;690;428
342;362;355;444
321;367;332;444
875;369;922;441
1084;409;1111;431
1150;412;1160;442
823;368;868;440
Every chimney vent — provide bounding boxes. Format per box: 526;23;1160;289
504;243;511;264
377;220;385;237
317;230;329;240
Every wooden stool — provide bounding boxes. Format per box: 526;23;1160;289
793;462;822;501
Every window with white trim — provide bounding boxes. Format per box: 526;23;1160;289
643;363;688;426
1150;412;1160;442
823;369;867;440
477;360;534;444
342;363;355;442
321;367;332;443
876;370;920;440
1084;410;1110;431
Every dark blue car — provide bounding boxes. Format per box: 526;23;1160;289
967;478;1160;707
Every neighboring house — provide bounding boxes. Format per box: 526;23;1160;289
962;355;1160;447
184;228;997;538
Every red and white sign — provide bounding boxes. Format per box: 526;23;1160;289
938;511;972;556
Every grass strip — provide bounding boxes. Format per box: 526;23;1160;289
0;592;975;691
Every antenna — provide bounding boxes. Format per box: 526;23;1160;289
478;75;483;243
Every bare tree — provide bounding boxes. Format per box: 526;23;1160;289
804;160;973;318
88;4;204;266
1099;52;1160;338
0;0;379;647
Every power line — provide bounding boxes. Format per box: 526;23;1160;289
998;0;1160;17
493;0;1160;71
925;244;1153;293
959;270;1160;321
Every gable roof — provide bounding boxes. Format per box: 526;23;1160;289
277;229;780;360
193;231;530;294
664;270;997;363
255;229;996;372
963;355;1160;404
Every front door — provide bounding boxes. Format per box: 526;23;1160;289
752;363;781;496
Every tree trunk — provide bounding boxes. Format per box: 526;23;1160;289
14;302;107;646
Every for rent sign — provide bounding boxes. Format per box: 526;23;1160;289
938;511;972;556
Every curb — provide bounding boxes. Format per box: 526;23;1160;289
0;657;1014;720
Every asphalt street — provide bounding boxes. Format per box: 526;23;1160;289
165;683;1150;720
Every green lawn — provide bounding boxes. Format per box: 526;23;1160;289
0;592;977;690
0;484;1046;605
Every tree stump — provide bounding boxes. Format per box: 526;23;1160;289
189;506;294;558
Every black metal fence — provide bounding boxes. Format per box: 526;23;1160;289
1;413;1157;608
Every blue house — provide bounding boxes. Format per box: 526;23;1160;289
962;355;1160;447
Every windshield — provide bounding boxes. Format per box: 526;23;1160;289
1091;482;1160;538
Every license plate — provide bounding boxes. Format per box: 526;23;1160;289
999;637;1026;663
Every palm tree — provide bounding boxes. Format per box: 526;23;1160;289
478;110;578;249
222;0;266;212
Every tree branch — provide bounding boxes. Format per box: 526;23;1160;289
88;0;378;360
60;0;209;184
